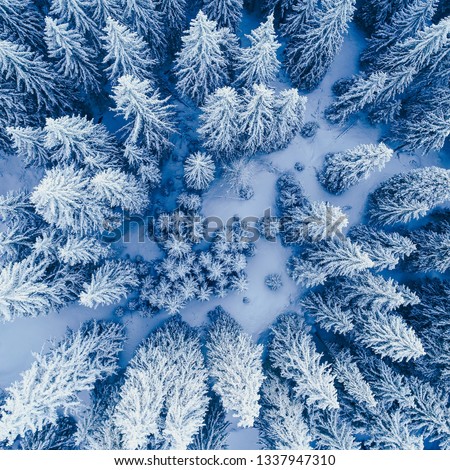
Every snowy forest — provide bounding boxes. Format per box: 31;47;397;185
0;0;450;451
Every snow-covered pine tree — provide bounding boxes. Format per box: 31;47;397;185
288;238;374;287
30;165;111;234
258;374;311;450
0;321;124;444
50;0;99;37
19;417;77;450
120;0;165;60
328;17;450;121
203;0;243;30
206;307;264;427
312;410;360;450
271;88;307;149
269;312;339;409
333;350;377;408
79;260;139;309
198;86;241;159
0;0;44;49
367;409;424;450
300;289;354;335
90;169;148;213
44;115;119;169
281;200;348;244
174;10;229;105
0;256;76;322
339;272;419;313
355;309;425;362
102;18;154;82
347;225;416;271
325;72;388;123
111;75;176;154
113;317;208;449
235;14;280;87
284;0;356;90
0;85;29;149
357;0;410;34
319;143;393;195
88;0;121;25
409;223;450;273
7;126;50;167
223;157;257;199
155;0;187;44
240;84;276;155
393;103;450;154
45;17;100;93
189;394;230;450
184;152;216;191
407;377;450;447
0;38;64;109
280;0;318;35
361;0;438;67
58;235;111;266
368;167;450;226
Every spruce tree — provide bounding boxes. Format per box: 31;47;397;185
174;11;229;105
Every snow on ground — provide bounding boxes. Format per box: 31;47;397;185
0;12;448;448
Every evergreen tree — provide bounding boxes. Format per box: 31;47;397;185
281;0;318;37
203;0;243;30
111;75;176;154
50;0;99;38
79;260;139;309
206;307;265;427
258;374;311;450
90;169;148;213
394;105;450;154
0;256;76;322
338;272;420;313
240;84;276;155
329;17;450;120
355;309;425;362
288;238;374;287
333;350;377;408
269;312;339;410
198;86;241;159
155;0;187;43
120;0;165;59
361;0;439;66
347;225;416;271
174;11;229;105
58;235;111;266
319;143;393;195
301;289;354;335
0;0;44;49
30;165;111;234
0;39;64;109
368;167;450;226
102;18;154;82
272;88;307;148
284;0;356;90
0;321;124;444
7;126;50;167
312;410;360;450
235;14;280;87
45;17;100;93
19;417;77;450
189;394;230;450
409;223;450;273
325;72;388;123
184;152;216;191
113;317;208;449
44;115;119;169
